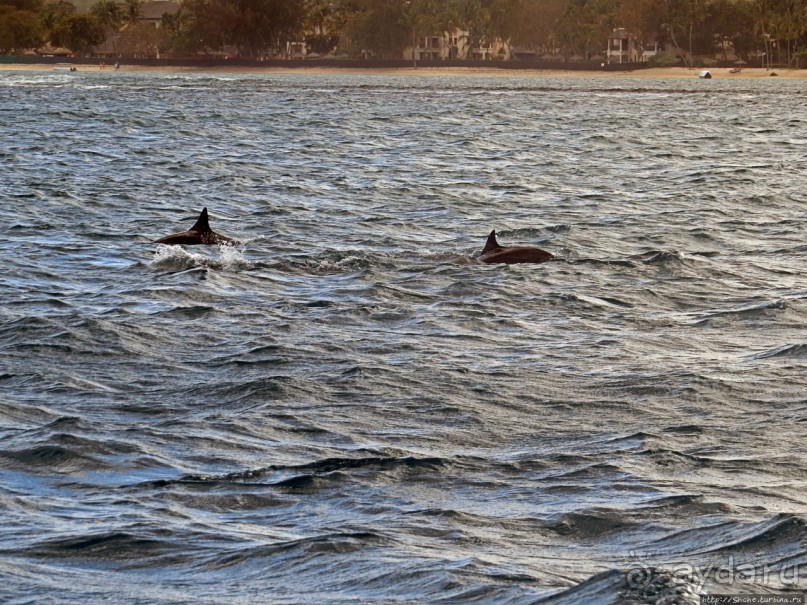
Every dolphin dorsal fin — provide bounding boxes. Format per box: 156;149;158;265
190;208;211;233
482;230;501;254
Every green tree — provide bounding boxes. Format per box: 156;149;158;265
556;0;603;59
508;0;569;55
706;0;756;61
447;0;494;60
123;0;141;25
349;0;409;59
3;0;42;9
304;0;339;54
0;6;44;52
42;0;801;67
169;0;228;55
40;0;76;41
486;0;520;57
317;0;367;56
225;0;305;57
170;0;305;58
614;0;665;57
402;0;443;65
304;0;335;33
89;0;123;53
51;13;104;53
751;0;776;68
90;0;123;31
118;19;165;56
305;32;338;54
660;0;708;68
776;0;807;65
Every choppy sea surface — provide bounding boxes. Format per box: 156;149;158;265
1;70;805;604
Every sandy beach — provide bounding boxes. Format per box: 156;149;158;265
2;62;805;79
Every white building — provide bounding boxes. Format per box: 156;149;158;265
606;28;639;64
404;28;510;62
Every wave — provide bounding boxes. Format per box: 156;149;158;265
143;455;450;489
0;416;154;476
703;514;807;556
200;530;393;571
181;375;315;403
0;445;96;472
554;292;634;309
19;531;180;566
649;514;807;558
206;344;286;368
753;343;807;360
531;568;698;605
544;511;637;539
539;547;804;605
633;250;685;264
155;305;217;320
640;494;733;517
691;299;788;325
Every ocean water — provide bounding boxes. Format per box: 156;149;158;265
0;70;805;604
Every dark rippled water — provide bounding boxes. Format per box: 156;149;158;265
1;70;806;604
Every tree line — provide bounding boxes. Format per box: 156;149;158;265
1;0;806;67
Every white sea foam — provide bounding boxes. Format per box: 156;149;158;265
151;243;252;272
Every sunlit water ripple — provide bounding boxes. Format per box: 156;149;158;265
1;70;805;604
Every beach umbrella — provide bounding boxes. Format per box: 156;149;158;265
731;59;746;73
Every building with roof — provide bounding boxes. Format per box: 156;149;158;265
141;1;179;28
606;28;639;64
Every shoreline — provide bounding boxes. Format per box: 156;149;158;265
2;63;805;79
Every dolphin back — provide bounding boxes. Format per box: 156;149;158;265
155;207;238;246
482;230;501;255
479;229;553;265
189;208;211;233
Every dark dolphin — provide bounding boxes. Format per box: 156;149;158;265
155;208;239;246
479;230;554;264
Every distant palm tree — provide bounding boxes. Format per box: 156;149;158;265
90;0;123;52
41;0;76;37
91;0;123;29
123;0;142;26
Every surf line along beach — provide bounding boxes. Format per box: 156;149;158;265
2;62;806;79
